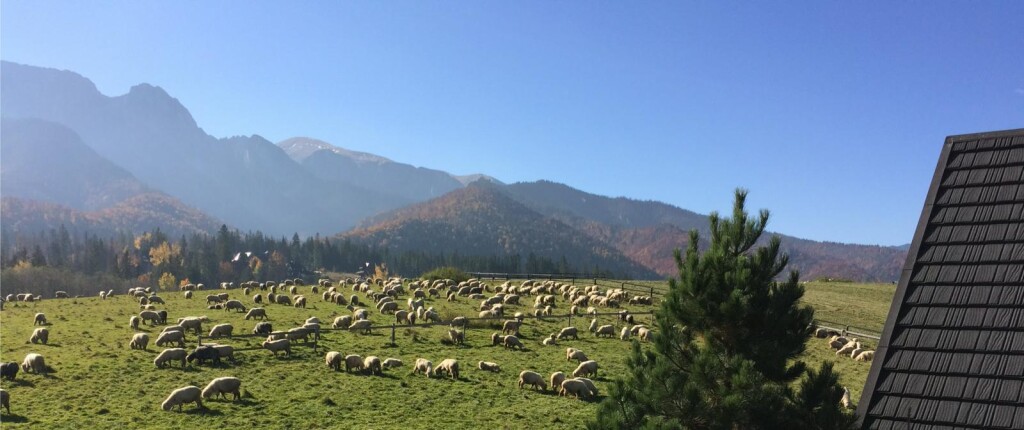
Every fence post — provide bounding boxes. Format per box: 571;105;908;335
197;334;202;346
391;323;396;346
568;312;572;327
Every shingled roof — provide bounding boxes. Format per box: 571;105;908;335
858;128;1024;429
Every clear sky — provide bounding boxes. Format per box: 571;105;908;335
2;2;1022;246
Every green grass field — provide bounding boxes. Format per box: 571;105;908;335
0;279;895;429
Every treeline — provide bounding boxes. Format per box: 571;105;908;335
1;225;613;297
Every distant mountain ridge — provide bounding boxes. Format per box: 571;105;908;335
0;61;907;281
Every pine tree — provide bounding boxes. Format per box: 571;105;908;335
591;190;855;430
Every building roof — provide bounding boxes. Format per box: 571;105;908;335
858;128;1024;429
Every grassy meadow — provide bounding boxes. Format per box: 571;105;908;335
0;279;895;429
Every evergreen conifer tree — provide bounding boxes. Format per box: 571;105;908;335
590;190;855;430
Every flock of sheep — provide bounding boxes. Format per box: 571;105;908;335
813;327;877;410
0;277;658;417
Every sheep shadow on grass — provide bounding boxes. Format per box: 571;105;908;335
183;407;223;416
8;378;35;388
0;413;29;423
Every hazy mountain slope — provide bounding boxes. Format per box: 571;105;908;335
1;195;222;239
343;182;660;279
1;118;149;210
0;61;396;236
279;137;464;205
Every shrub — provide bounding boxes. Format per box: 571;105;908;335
420;266;471;283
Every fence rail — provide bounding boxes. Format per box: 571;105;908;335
814;319;882;341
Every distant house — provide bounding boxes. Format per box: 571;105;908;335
858;129;1024;428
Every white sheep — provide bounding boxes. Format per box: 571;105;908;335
595;324;615;338
184;291;193;299
572;360;598;378
573;377;599;397
364;356;383;376
550;372;566;391
348;319;373;334
325;351;343;371
413;358;433;376
0;388;8;414
434;358;459;379
382;358;403;369
850;347;864;360
161;386;203;411
503;335;525;351
130;333;150;350
208;344;236;362
130;316;141;330
560;379;590;399
542;333;559;346
620;327;631;341
589;318;598;332
836;339;860;356
161;325;184;334
333;315;353;329
840;386;853;409
557;326;579;340
155;331;186;348
149;295;165;305
208;324;234;338
178;317;203;334
478;361;501;372
518;370;547;391
262;339;291;356
21;353;46;374
854;350;875;362
566;348;589;363
34;313;47;325
201;377;242;401
637;327;652;342
502;320;521;335
344;354;364;373
154;348;187;369
244;308;268;320
29;328;49;345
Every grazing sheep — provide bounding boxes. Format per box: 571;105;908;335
566;348;588;362
244;308;268;321
589;318;598;333
550;372;566;392
502;320;521;335
149;295;165;305
186;345;222;366
382;356;401;368
836;339;860;356
34;313;47;325
573;360;598;378
129;315;142;330
0;388;8;414
154;348;187;369
156;331;186;348
30;327;49;344
178;317;203;334
130;333;150;350
206;295;224;304
637;327;652;342
620;327;632;341
205;344;236;362
413;358;433;376
503;335;525;351
344;355;365;373
854;350;875;362
840;386;853;409
162;325;184;334
353;308;369;320
253;294;263;304
518;371;547;391
265;331;288;341
184;291;193;299
438;328;461;345
224;300;246;313
395;310;411;325
208;324;234;338
253;321;273;335
286;327;312;342
557;326;579;340
325;351;343;371
478;361;501;372
348;319;373;334
595;324;615;338
161;386;203;412
275;295;291;306
262;339;292;356
202;376;242;401
434;359;459;379
293;295;307;308
560;379;591;399
1;362;18;381
850;347;864;359
491;332;507;346
332;315;353;329
364;356;383;375
542;334;559;346
814;328;829;338
630;324;647;335
573;377;599;398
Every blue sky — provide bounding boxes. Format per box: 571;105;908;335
2;2;1022;246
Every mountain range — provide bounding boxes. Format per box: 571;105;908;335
0;61;908;281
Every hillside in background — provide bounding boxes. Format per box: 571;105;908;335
343;181;660;279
